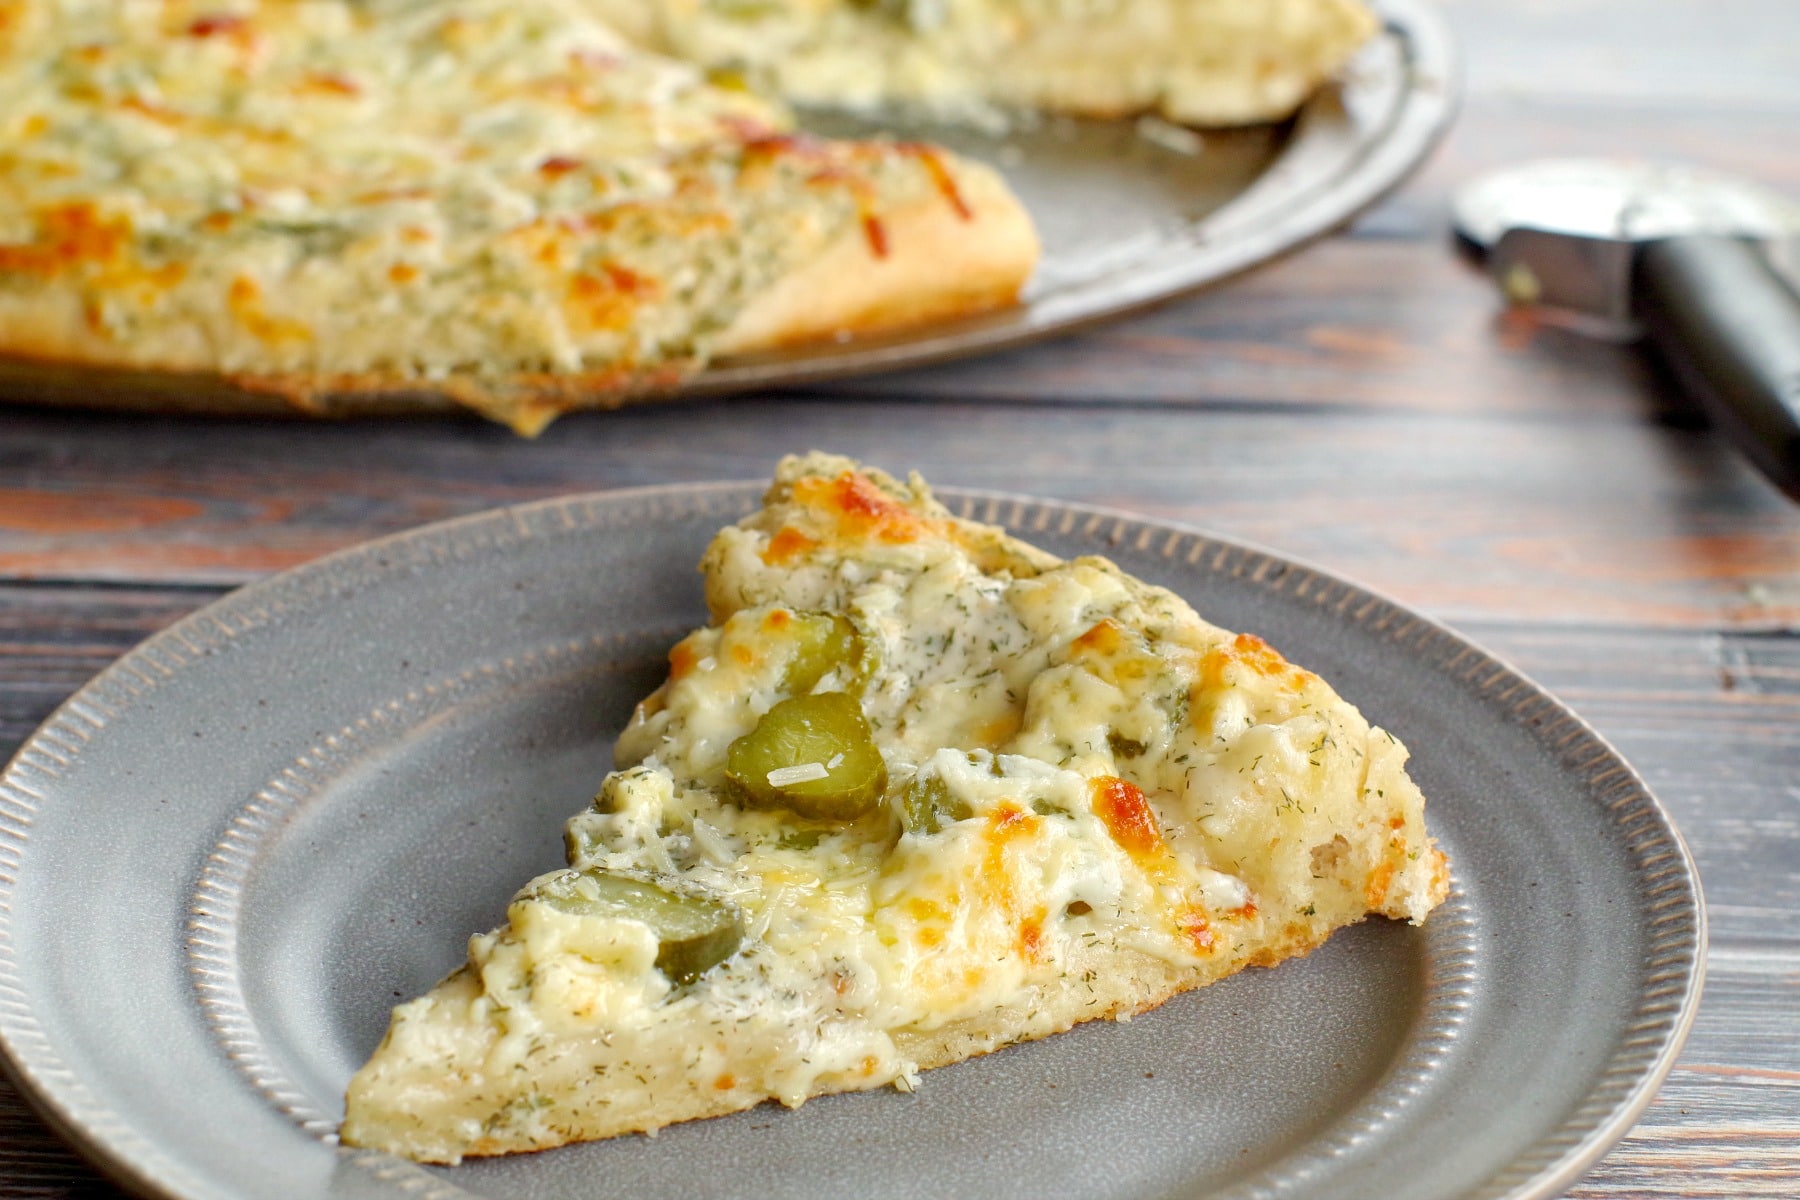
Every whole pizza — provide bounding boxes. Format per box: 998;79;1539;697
0;0;1376;430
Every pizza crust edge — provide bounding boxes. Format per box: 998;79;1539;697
343;892;1443;1164
714;155;1038;357
0;159;1035;434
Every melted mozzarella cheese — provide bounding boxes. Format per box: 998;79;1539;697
590;0;1377;126
495;450;1427;1078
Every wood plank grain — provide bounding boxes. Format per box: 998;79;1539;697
1571;960;1800;1197
5;402;1798;627
15;229;1615;418
0;583;207;749
1465;624;1800;952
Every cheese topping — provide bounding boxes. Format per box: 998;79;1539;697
0;0;972;414
589;0;1378;125
343;453;1447;1163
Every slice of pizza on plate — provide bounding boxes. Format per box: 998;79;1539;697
341;452;1448;1163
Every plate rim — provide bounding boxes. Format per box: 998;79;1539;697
0;479;1705;1200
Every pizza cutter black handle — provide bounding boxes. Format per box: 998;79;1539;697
1634;234;1800;501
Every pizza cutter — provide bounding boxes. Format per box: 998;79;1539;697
1453;158;1800;500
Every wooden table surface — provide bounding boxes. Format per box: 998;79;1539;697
3;1;1797;1195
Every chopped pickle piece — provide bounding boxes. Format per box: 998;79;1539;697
528;869;743;984
849;0;946;32
781;612;868;696
1107;731;1148;760
777;828;825;851
899;772;973;834
725;691;887;820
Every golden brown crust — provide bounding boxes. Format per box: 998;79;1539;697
0;281;687;427
0;158;1033;435
0;349;697;430
0;296;106;372
714;155;1037;357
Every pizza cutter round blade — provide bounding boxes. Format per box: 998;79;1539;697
1452;158;1800;502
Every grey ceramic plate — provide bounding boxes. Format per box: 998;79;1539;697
0;483;1702;1200
0;0;1453;418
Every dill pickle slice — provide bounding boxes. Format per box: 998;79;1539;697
899;773;973;835
725;691;887;820
529;869;743;984
782;612;868;696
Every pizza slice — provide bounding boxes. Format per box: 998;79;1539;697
341;453;1448;1163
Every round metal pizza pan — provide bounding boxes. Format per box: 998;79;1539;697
0;0;1454;419
0;481;1702;1200
693;0;1456;395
